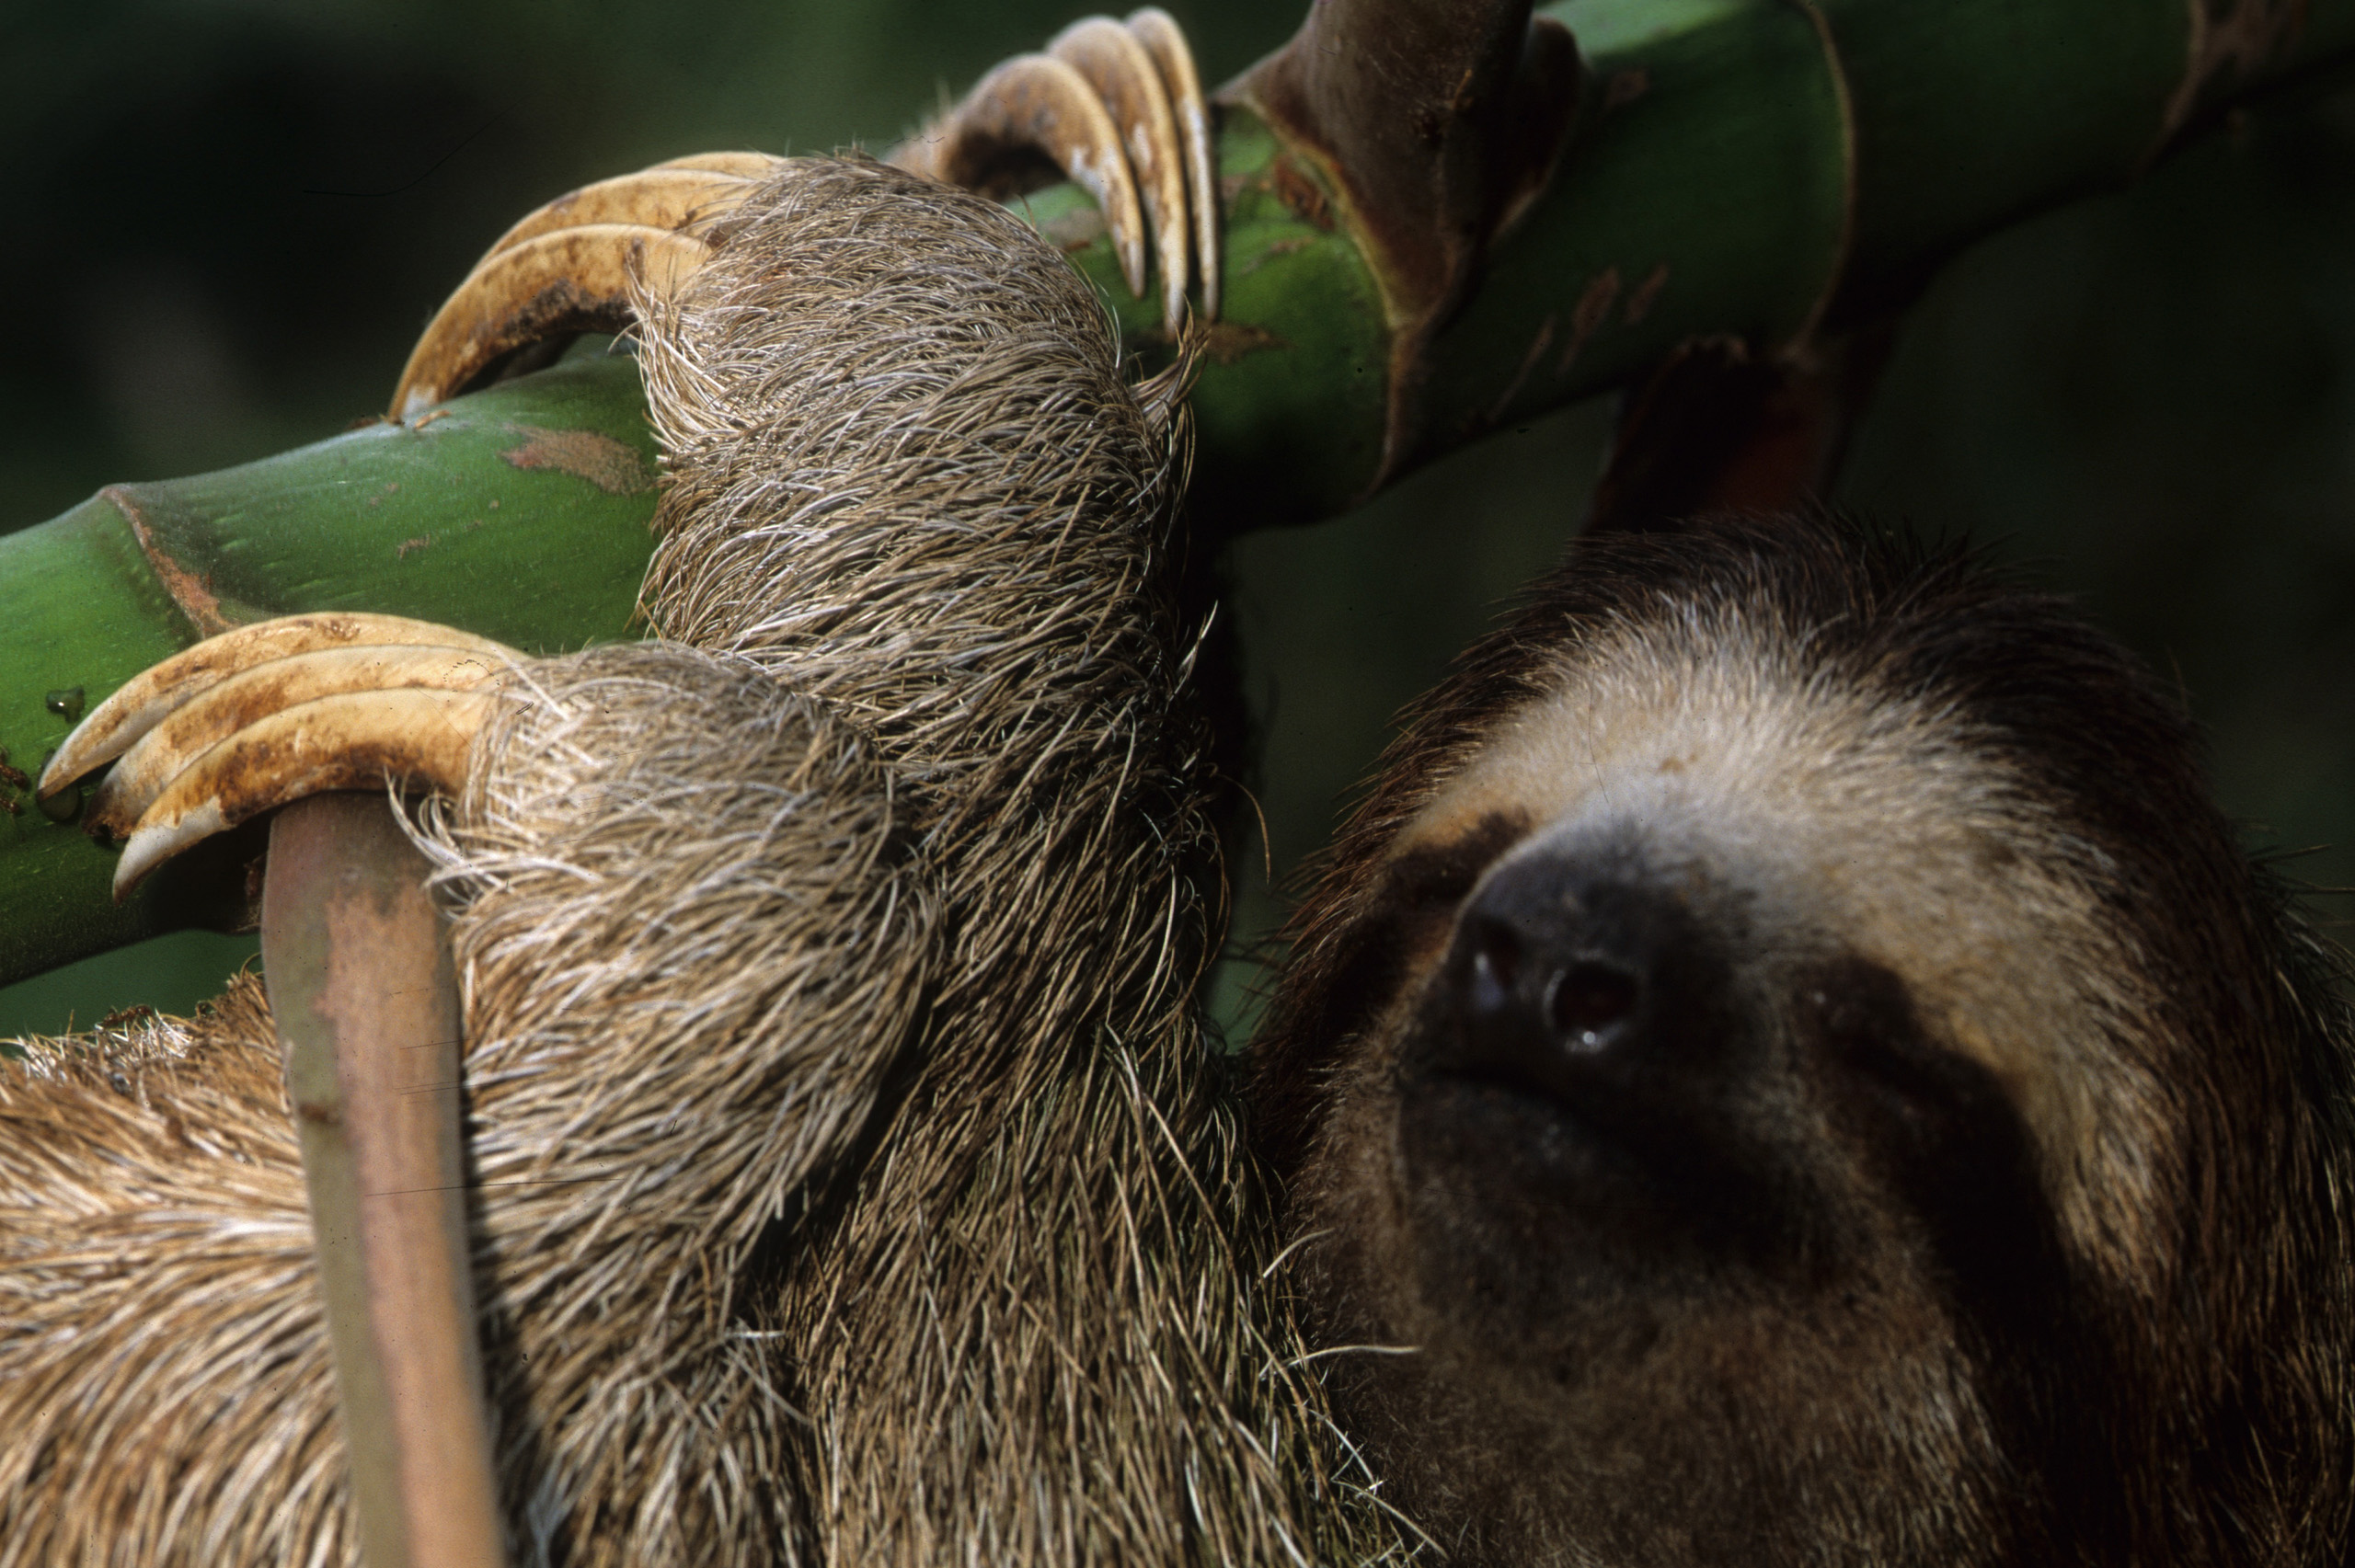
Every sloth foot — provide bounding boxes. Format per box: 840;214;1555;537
37;613;521;897
890;6;1220;332
388;152;784;420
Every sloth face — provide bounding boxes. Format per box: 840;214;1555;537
1257;518;2355;1567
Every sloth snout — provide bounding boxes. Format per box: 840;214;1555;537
1438;844;1718;1104
1405;841;1771;1254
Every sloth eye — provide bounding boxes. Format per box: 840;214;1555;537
1808;959;1998;1130
1804;957;2053;1297
1807;955;2025;1209
1305;814;1537;1049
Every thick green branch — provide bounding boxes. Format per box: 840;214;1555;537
0;355;657;981
3;0;2350;984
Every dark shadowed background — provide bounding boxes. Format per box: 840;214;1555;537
6;1;2354;1042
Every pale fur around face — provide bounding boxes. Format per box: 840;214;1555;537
1398;607;2168;1284
1;157;1407;1567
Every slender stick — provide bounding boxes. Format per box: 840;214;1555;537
262;794;506;1568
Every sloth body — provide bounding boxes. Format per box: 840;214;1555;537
1255;515;2355;1565
0;159;1399;1568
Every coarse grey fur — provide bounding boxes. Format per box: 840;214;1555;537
0;157;1407;1568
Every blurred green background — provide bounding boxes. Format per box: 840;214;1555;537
5;2;2354;1041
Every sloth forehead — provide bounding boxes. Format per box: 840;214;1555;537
1391;609;2173;1277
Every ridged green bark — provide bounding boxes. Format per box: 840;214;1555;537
0;354;658;981
4;0;2350;984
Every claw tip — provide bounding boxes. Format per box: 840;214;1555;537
112;801;229;900
36;733;95;803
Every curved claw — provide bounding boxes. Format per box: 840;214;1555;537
901;52;1150;297
385;153;782;422
386;153;781;420
1050;17;1189;329
86;645;515;839
474;166;767;263
1124;7;1219;321
649;151;786;179
40;612;516;799
39;612;522;899
113;689;497;898
891;7;1219;330
390;223;712;420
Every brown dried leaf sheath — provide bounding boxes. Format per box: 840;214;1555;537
0;157;1405;1565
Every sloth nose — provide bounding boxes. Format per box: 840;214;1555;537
1463;918;1641;1055
1444;848;1689;1080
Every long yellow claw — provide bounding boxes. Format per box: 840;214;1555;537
1050;17;1191;330
890;8;1220;330
86;644;516;839
112;688;498;898
384;153;784;420
1125;7;1220;320
40;612;517;800
40;612;522;899
389;223;713;420
473;165;766;263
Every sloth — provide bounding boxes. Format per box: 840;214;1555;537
1249;509;2355;1565
10;25;2349;1568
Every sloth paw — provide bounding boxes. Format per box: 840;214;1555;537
37;613;522;898
890;6;1220;332
388;151;784;420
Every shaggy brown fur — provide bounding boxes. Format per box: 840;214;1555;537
1251;510;2355;1566
0;157;1406;1567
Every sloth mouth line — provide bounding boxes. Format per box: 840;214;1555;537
1402;1061;1791;1276
1410;1061;1695;1192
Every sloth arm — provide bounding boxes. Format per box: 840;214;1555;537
39;5;1222;843
7;634;935;1568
